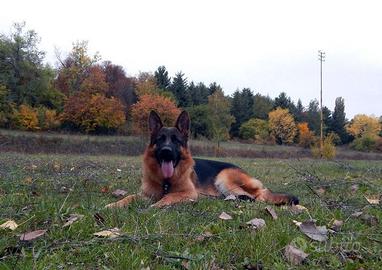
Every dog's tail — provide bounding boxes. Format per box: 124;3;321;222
257;188;299;205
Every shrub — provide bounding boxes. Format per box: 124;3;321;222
311;133;336;159
13;104;40;131
239;118;269;142
351;135;377;152
322;134;336;159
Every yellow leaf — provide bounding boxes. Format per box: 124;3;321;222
93;228;121;238
0;220;18;230
365;195;380;205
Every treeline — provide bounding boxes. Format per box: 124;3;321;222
1;23;381;152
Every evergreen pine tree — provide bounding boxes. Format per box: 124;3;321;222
154;66;171;90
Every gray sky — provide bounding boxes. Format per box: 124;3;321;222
1;0;381;119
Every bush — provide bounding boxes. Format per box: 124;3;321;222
351;135;377;152
239;118;269;142
311;134;336;159
322;134;336;159
13;104;40;131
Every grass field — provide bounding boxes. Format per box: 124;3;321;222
2;129;382;160
0;152;381;269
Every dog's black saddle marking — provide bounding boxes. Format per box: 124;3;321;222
193;158;239;186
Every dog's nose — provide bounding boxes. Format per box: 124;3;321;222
160;146;173;160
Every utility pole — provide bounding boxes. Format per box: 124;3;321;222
318;50;325;155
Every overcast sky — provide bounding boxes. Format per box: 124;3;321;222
1;0;381;118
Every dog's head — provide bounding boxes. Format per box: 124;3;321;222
148;110;190;179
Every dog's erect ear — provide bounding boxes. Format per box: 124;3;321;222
149;111;163;135
175;111;190;139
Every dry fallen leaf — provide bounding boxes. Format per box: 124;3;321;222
100;186;109;193
224;194;237;201
330;219;343;231
112;189;128;198
195;231;213;242
219;212;232;220
365;195;380;205
20;229;47;241
23;177;33;184
316;187;326;195
181;260;190;269
63;214;84;227
93;228;121;239
265;206;278;220
350;184;359;193
360;214;379;226
293;220;328;242
283;204;308;215
284;244;309;265
246;218;266;230
53;162;61;171
351;211;363;218
0;220;18;231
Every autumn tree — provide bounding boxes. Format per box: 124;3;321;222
61;93;125;133
13;104;39;130
347;114;381;138
103;61;136;113
207;90;235;147
55;40;100;96
131;94;180;134
134;72;158;97
268;108;297;145
297;122;315;148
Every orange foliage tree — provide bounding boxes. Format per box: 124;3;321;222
14;104;40;131
61;93;125;133
131;94;180;134
297;122;315;148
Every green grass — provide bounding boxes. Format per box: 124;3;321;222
0;153;381;269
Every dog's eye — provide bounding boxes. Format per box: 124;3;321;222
171;135;180;143
157;135;166;142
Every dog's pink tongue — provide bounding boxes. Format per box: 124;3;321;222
161;161;174;178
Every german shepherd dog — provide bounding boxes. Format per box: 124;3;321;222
106;111;299;208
